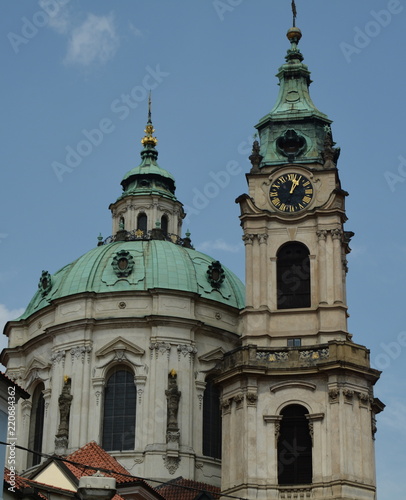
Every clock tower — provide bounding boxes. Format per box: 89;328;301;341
218;24;384;500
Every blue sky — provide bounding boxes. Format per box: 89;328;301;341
1;0;405;496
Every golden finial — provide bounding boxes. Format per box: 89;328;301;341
141;91;158;147
64;375;70;384
169;368;177;377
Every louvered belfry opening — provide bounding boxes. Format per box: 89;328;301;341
278;404;312;485
277;242;311;309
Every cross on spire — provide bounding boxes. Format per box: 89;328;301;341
291;0;297;27
147;90;152;124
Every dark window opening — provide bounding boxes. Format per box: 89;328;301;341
137;213;147;233
277;242;310;309
203;377;222;459
287;338;302;347
28;383;45;467
102;368;136;451
161;215;168;235
278;404;312;485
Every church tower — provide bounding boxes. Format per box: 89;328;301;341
218;20;384;500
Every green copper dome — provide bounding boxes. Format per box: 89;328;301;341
19;241;245;319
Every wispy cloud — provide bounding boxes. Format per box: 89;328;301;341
129;22;142;38
39;0;71;34
197;239;243;254
379;399;406;437
348;244;367;259
64;12;119;66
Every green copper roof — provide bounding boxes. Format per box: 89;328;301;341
19;241;245;319
261;33;328;123
122;159;175;184
254;27;334;168
119;152;177;201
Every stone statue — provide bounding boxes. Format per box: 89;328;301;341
165;371;181;430
55;377;73;455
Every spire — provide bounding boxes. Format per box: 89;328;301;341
253;10;334;168
119;97;177;199
140;92;158;159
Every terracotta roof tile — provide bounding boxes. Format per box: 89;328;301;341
65;441;132;484
4;468;32;492
156;477;220;500
0;372;30;399
4;468;69;499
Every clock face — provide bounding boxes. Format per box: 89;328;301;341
269;173;313;213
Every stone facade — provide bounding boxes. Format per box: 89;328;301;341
3;286;240;482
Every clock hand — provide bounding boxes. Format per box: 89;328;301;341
289;179;299;194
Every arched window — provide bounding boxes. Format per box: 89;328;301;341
202;376;222;459
278;404;312;485
277;242;310;309
161;215;168;236
102;367;136;451
28;383;45;467
137;213;147;234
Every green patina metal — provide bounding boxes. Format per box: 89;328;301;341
255;27;333;167
18;240;245;320
119;152;178;201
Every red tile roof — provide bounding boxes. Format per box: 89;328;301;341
4;468;71;499
156;477;220;500
0;372;30;399
65;441;132;484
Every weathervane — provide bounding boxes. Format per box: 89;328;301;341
291;0;297;27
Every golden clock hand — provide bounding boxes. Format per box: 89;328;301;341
289;179;299;194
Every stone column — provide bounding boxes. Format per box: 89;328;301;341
317;230;328;304
242;234;255;307
90;378;104;444
258;234;268;306
164;370;181;474
252;235;261;308
305;412;324;484
41;388;52;452
194;380;206;456
332;229;343;304
69;344;92;450
80;345;92;447
19;400;32;470
270;257;277;310
263;415;283;484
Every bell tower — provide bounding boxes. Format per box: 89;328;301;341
218;16;384;500
240;23;350;348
